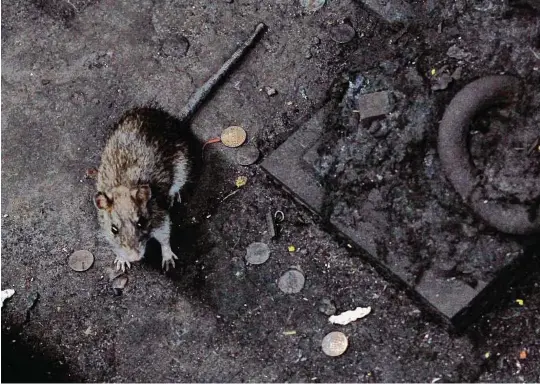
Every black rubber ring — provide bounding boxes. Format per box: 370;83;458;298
438;75;540;235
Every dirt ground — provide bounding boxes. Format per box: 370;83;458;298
1;0;539;382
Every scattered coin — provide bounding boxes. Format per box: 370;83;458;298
329;24;356;44
278;269;305;293
300;0;325;12
69;250;94;272
321;331;348;357
221;126;247;148
236;144;260;166
246;242;270;265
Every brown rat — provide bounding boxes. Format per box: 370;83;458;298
94;23;266;272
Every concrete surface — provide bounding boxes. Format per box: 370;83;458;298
2;0;540;382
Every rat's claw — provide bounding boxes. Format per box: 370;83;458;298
114;258;131;273
162;253;178;272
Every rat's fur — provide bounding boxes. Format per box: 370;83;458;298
95;108;189;271
94;23;266;272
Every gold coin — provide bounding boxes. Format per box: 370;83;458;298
221;126;247;148
68;250;94;272
321;331;348;357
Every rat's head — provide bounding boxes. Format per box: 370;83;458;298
94;185;152;263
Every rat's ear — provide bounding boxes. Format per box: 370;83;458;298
94;192;112;210
131;184;152;204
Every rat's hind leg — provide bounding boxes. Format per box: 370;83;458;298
152;215;178;271
169;155;189;207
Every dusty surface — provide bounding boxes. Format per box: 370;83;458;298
1;0;540;382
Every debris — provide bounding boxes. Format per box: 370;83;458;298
527;136;540;156
27;292;40;310
431;72;453;91
484;351;491;359
112;275;128;290
235;176;248;188
221;126;247;148
516;299;524;306
318;298;337;316
329;306;371;325
311;36;321;45
266;87;277;96
430;68;436;76
355;91;393;120
235;144;260;166
266;211;277;239
246;242;271;265
451;66;463;80
321;331;348;357
1;289;15;307
278;269;305;293
304;49;312;59
68;250;94;272
447;45;470;60
220;189;240;203
84;326;93;336
288;245;296;252
283;330;297;336
274;211;285;223
361;0;414;24
85;168;98;179
300;0;325;12
519;350;527;360
329;23;356;44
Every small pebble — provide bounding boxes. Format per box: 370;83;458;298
221;126;247;148
246;242;270;265
266;87;277;96
235;145;260;166
278;269;305;293
318;298;337;316
68;250;94;272
321;331;348;357
304;49;312;59
311;36;321;45
329;24;356;44
112;275;128;290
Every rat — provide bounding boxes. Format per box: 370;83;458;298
94;23;266;272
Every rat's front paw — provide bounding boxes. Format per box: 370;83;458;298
114;258;131;272
162;251;178;271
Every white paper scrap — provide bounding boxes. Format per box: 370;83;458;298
329;306;371;325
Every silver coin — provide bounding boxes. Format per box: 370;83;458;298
246;242;270;265
300;0;325;12
278;269;305;293
321;331;348;357
236;144;260;166
68;250;94;272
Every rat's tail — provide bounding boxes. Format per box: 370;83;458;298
178;22;267;122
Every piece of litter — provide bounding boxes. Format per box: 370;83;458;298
235;144;260;166
221;126;247;148
246;242;271;265
1;289;15;307
321;331;348;357
278;269;305;294
68;250;94;272
431;378;441;383
430;68;436;76
266;211;277;239
329;306;371;325
300;0;325;12
84;326;92;336
516;299;524;306
235;176;248;188
3;214;8;218
112;275;128;290
484;351;491;359
288;245;296;252
519;350;527;360
266;87;277;96
283;330;297;336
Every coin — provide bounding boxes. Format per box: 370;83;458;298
68;250;94;272
278;269;305;293
300;0;325;12
221;126;247;148
236;144;260;166
321;331;348;357
246;242;270;265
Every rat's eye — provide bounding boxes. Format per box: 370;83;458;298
137;217;147;229
111;225;119;235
